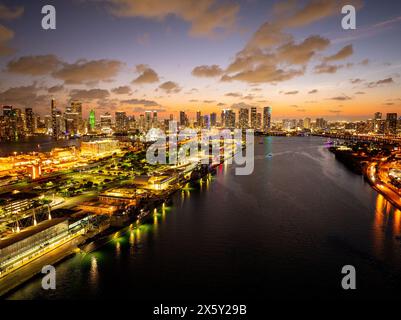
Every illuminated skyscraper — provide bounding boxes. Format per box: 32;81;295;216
239;108;249;129
51;99;59;139
221;109;235;128
386;113;397;135
65;101;83;135
263;106;271;132
100;112;112;131
89;109;96;132
250;107;257;129
304;118;311;129
210;112;217;127
196;111;202;128
25;108;34;134
179;111;187;127
115;111;127;132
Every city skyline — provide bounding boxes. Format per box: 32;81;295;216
0;0;400;121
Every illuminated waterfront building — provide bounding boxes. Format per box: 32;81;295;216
316;118;327;130
256;113;262;130
304;118;311;129
250;107;257;129
221;109;235;128
81;139;120;156
263;106;272;132
51;99;59;139
25;108;34;134
239;108;249;129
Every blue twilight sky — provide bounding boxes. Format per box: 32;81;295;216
0;0;400;120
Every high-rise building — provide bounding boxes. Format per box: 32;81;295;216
263;106;271;132
210;112;217;127
203;115;210;129
153;111;158;124
115;111;127;132
1;106;20;140
221;109;235;128
51;99;59;139
374;112;382;120
196;111;202;128
250;107;257;129
179;111;188;127
25;108;34;134
89;109;96;132
239;108;249;129
316;118;327;130
65;101;82;135
100;112;112;131
145;111;152;129
386;113;397;135
256;113;262;130
304;118;311;129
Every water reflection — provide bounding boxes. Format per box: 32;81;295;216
89;255;98;285
373;193;401;260
115;241;121;258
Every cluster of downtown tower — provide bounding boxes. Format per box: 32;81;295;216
1;98;400;142
0;100;273;141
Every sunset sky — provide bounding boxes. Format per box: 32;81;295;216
0;0;400;120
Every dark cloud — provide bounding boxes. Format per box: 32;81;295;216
158;81;181;93
367;77;394;88
107;0;240;37
121;98;161;107
284;90;299;95
0;84;49;110
191;65;223;77
278;35;330;65
323;44;353;62
350;78;363;84
132;106;166;113
53;59;123;84
330;95;352;101
70;88;110;100
220;0;363;85
111;85;132;94
6;55;62;75
230;102;255;110
308;89;318;94
0;24;15;56
314;63;342;74
132;64;159;84
48;85;64;93
225;92;242;97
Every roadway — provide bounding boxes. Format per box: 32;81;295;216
367;162;401;209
